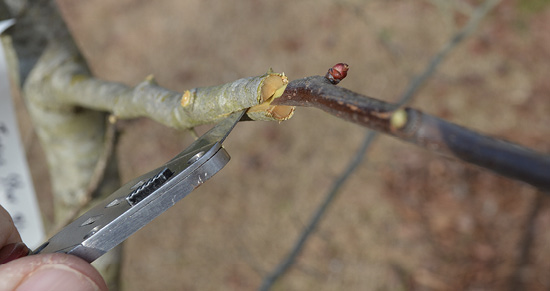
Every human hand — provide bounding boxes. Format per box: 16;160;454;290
0;206;107;291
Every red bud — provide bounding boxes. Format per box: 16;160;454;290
325;63;349;84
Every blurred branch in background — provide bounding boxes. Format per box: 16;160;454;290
509;190;544;290
261;0;513;289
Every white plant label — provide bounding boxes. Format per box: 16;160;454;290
0;19;45;248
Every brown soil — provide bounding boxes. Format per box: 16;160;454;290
14;0;550;290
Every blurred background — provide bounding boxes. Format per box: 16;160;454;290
12;0;550;289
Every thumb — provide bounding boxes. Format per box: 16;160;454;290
0;253;107;291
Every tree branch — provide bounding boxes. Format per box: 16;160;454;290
48;114;118;236
272;75;550;190
28;42;294;128
269;0;542;192
21;36;293;130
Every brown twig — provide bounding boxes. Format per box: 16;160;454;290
272;75;550;190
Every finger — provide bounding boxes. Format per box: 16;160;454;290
0;242;30;264
0;206;22;246
0;253;107;291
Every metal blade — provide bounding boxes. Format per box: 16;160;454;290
33;110;246;262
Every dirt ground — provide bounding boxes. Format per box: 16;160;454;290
12;0;550;290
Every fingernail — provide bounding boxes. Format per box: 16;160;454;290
0;242;30;264
16;264;100;291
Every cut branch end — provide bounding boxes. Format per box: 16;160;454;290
181;90;191;107
248;71;294;121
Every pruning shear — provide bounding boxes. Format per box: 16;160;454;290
28;110;246;262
